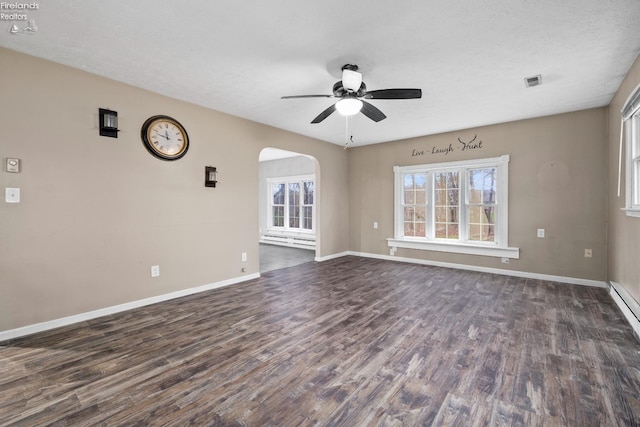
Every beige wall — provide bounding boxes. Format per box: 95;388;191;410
3;44;634;334
349;109;608;281
0;48;349;331
608;54;640;304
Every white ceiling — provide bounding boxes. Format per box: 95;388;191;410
2;0;640;147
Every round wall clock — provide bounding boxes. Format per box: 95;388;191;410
141;115;189;161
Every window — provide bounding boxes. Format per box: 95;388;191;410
622;84;640;218
268;175;315;233
389;155;519;259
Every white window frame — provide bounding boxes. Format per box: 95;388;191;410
622;83;640;218
267;174;316;235
388;155;519;259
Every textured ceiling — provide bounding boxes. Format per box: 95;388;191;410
1;0;640;147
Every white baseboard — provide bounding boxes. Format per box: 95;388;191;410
346;251;608;288
0;273;260;342
2;251;618;343
315;251;351;262
609;281;640;339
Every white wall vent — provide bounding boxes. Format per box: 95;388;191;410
524;75;542;88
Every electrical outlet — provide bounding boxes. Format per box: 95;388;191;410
151;265;160;277
501;257;509;264
241;252;247;262
537;228;545;238
584;249;592;258
373;222;378;229
5;188;20;203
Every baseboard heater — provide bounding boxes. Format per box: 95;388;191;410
609;281;640;341
260;234;316;250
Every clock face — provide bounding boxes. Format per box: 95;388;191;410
141;115;189;160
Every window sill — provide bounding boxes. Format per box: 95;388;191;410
265;228;316;237
622;208;640;218
387;238;520;259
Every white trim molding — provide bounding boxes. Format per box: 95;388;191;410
315;251;351;262
346;251;607;288
622;87;640;216
387;238;519;259
609;281;640;339
392;155;518;258
621;208;640;218
0;273;260;342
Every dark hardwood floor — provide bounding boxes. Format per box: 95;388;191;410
1;256;639;426
259;243;315;273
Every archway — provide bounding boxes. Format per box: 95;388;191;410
258;148;319;272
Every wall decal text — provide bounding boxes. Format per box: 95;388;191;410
410;135;484;157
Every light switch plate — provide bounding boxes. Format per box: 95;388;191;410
5;188;20;203
6;158;20;173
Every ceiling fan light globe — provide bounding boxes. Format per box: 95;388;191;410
336;98;363;116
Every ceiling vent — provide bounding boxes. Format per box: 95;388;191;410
524;75;542;88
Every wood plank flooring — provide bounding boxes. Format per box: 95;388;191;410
1;256;639;426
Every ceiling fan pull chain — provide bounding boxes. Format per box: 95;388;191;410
345;116;350;149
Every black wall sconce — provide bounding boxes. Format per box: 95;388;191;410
99;108;119;138
205;166;218;187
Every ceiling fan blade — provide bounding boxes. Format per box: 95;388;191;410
311;103;337;124
363;88;422;100
360;100;387;122
281;94;335;99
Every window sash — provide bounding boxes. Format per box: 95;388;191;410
393;156;509;249
267;175;315;233
622;85;640;216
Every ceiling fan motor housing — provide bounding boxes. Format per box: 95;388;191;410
333;81;367;97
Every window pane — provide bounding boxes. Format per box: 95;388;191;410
404;190;415;204
469;224;481;241
302;206;312;229
447;188;459;205
433;173;446;190
404;207;414;221
272;206;284;227
469;189;482;204
404;222;415;236
634;158;640;205
289;183;300;205
304;181;314;205
288;183;300;228
447;207;458;223
435;189;447;205
434;171;459;240
272;183;285;205
468;206;495;242
415;222;426;237
404;174;414;190
415;207;426;221
289;206;299;228
415;174;427;189
469;168;496;205
447;173;459;188
469;205;482;223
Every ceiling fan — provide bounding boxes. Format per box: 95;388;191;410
282;64;422;124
